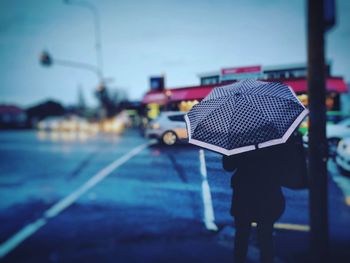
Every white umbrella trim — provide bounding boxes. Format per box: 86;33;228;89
185;107;309;156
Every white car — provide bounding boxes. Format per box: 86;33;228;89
336;138;350;173
144;112;188;145
37;116;63;130
303;118;350;156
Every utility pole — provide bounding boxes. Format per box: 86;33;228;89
307;0;329;262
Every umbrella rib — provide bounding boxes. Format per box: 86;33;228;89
227;96;240;148
245;92;305;110
202;91;234;102
243;93;305;138
239;93;281;137
221;96;238;148
205;82;297;102
225;95;269;147
191;96;232;134
192;96;236;150
242;92;298;104
240;83;298;101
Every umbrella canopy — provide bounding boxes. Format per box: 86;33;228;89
185;79;309;155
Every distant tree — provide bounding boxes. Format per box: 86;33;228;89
26;100;65;127
110;88;128;106
112;88;129;112
77;85;87;111
95;86;129;117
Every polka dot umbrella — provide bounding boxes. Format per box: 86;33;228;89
184;79;309;156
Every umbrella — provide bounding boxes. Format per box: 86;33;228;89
184;79;309;155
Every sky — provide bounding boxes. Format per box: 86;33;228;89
0;0;349;108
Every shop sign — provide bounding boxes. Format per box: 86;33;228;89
150;76;165;91
221;65;262;75
221;66;263;81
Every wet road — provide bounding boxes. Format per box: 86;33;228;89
0;129;349;263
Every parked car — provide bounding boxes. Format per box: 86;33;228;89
37;116;63;130
144;112;188;145
303;118;350;157
336;137;350;173
326;111;350;125
37;116;99;133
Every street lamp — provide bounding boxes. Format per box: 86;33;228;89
63;0;104;80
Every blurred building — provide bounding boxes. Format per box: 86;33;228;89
0;105;27;129
142;63;348;118
26;100;65;128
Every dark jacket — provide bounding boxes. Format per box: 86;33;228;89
223;146;285;222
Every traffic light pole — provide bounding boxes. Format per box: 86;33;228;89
64;0;104;79
40;51;101;81
53;58;102;81
307;0;329;262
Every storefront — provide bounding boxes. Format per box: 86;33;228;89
142;64;348;117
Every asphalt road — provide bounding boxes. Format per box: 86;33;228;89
0;129;349;263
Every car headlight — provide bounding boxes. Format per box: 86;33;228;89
150;123;160;129
338;139;344;147
338;140;350;155
345;143;350;155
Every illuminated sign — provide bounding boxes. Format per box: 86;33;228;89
221;65;262;75
150;76;165;91
221;65;263;81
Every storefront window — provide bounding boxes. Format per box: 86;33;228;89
168;114;185;122
147;103;160;119
297;94;308;106
201;76;219;85
178;100;199;112
297;93;338;111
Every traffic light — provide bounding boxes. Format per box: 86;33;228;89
40;51;52;66
95;84;110;105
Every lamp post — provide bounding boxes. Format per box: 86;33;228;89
63;0;104;81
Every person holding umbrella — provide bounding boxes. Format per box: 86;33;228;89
223;142;286;263
184;79;308;263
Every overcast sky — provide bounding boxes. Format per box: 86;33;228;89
0;0;349;107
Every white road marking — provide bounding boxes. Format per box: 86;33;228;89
0;140;155;259
199;149;218;231
0;219;47;259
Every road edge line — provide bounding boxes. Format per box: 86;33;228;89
0;140;155;259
